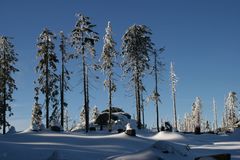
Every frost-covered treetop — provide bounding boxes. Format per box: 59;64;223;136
71;13;99;56
101;21;117;74
225;91;238;109
121;24;153;75
170;62;178;92
38;28;56;43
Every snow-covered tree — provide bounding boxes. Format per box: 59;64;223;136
121;24;154;129
71;13;99;132
59;31;72;129
224;91;238;129
183;113;193;132
79;107;86;128
64;107;69;131
170;61;178;131
30;85;42;131
0;36;18;134
36;28;59;128
91;105;100;123
192;97;202;132
101;21;117;131
149;48;164;132
212;98;218;132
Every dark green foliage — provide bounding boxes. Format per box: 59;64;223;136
121;25;154;129
0;36;18;134
36;28;59;128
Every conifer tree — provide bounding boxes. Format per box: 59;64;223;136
225;91;238;129
192;97;202;132
30;85;42;131
71;13;99;132
150;48;164;132
36;28;59;128
212;98;218;132
59;31;71;129
170;61;178;131
100;21;117;131
79;107;86;128
91;105;99;123
122;25;154;129
0;36;18;134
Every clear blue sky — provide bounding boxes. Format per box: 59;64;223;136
1;0;240;131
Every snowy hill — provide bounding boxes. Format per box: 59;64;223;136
0;130;239;160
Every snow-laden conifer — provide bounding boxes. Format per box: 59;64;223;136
0;36;18;134
59;31;72;129
121;24;154;129
71;13;99;132
192;97;202;132
30;85;42;131
149;48;164;132
36;28;59;128
224;91;238;129
79;107;86;128
170;61;178;131
212;98;218;132
91;105;100;123
101;21;117;131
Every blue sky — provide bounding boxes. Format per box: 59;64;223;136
1;0;240;131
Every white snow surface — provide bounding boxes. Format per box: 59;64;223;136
0;129;239;160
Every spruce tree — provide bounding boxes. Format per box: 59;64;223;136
59;31;71;129
91;105;99;123
71;13;99;132
30;85;42;131
151;48;164;132
100;21;117;131
192;97;202;133
212;97;218;132
0;36;18;134
225;91;238;129
36;28;59;128
170;61;178;131
122;25;154;129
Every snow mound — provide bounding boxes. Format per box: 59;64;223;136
152;131;186;141
108;140;193;160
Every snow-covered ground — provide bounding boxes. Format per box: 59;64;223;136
0;129;239;160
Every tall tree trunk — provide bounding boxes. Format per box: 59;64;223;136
141;91;145;128
86;66;89;132
60;46;64;128
108;75;112;132
155;97;159;132
3;51;6;134
136;74;141;129
154;53;160;132
82;52;89;133
172;91;177;130
3;81;6;134
45;41;49;129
